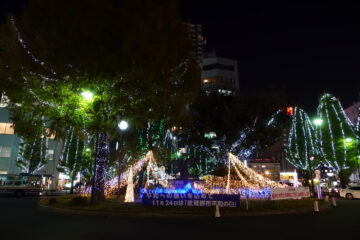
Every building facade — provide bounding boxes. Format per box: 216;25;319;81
201;52;239;96
247;159;281;181
185;22;205;63
0;95;61;190
344;101;359;125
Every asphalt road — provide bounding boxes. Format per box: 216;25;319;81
0;197;359;240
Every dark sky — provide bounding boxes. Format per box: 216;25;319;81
1;1;359;113
181;0;360;113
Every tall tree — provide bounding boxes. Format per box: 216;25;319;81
0;0;200;201
285;107;322;189
187;91;288;166
286;107;321;170
317;93;357;187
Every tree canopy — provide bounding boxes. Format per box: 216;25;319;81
0;0;200;200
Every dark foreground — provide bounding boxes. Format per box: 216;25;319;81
1;197;359;240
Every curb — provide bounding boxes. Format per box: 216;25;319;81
37;204;212;219
37;202;332;219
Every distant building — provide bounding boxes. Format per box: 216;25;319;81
184;22;205;63
201;52;239;96
247;159;281;181
0;94;61;190
344;101;359;125
248;125;295;178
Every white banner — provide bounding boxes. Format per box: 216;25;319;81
271;187;310;200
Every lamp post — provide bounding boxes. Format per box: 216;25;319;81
81;91;94;101
307;118;322;197
80;91;98;205
117;120;128;198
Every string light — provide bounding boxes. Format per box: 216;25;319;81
317;94;355;172
124;167;134;202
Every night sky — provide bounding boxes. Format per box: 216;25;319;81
181;0;360;113
1;1;359;113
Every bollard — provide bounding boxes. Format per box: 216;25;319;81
215;204;221;218
331;196;337;208
325;195;329;201
245;192;249;211
313;200;319;213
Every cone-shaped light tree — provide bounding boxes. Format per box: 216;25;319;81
286;107;321;193
317;93;356;187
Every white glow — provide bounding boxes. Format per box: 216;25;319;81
59;173;70;180
327;172;334;177
313;118;323;126
118;120;128;130
81;91;93;101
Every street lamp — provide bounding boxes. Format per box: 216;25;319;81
118;120;129;131
313;118;323;127
80;91;97;204
311;118;324;196
81;91;94;101
117;120;128;198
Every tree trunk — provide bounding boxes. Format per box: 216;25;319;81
94;132;108;201
70;176;74;194
338;170;348;189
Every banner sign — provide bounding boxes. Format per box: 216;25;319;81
142;193;240;207
271;187;310;200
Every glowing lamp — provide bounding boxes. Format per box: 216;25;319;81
81;91;93;101
313;118;323;126
286;107;294;116
118;120;128;130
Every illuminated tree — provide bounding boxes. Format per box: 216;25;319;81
57;127;86;194
317;93;357;187
0;0;199;201
286;107;321;170
16;130;48;174
186;92;289;169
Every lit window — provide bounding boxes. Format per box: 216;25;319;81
0;146;11;158
47;149;54;160
179;148;186;154
0;122;14;135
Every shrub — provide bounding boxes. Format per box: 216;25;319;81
48;198;57;205
70;196;88;206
